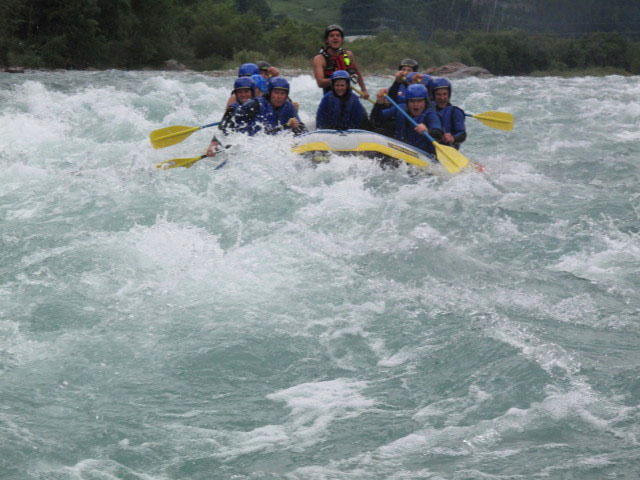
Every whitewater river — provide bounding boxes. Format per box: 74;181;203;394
1;70;639;479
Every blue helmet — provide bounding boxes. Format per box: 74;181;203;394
431;77;452;97
233;77;255;95
238;63;259;77
330;70;351;92
405;84;429;101
268;77;290;93
251;74;268;93
421;74;434;87
330;70;350;82
406;72;418;84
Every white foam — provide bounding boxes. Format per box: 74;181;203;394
262;378;373;451
267;379;374;434
159;378;374;462
377;348;412;367
290;74;322;100
53;458;167;480
551;228;640;291
0;319;47;372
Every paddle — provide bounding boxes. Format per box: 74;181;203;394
149;121;221;149
383;94;469;174
352;85;376;105
353;84;513;132
155;154;207;170
156;155;230;170
155;143;232;170
465;111;514;131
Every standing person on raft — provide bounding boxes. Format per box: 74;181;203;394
312;24;369;98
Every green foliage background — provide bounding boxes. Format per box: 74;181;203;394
340;0;640;38
2;0;640;75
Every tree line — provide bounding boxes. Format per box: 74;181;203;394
0;0;321;69
1;0;640;75
355;29;640;75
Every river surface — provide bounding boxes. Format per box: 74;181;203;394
1;70;639;479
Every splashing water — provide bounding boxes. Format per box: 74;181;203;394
1;70;639;479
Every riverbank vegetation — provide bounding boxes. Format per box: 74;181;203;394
2;0;640;76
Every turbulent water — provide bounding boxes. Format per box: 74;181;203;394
1;70;639;479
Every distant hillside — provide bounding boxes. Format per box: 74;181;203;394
340;0;640;38
265;0;640;39
266;0;344;25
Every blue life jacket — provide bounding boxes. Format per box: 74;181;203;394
316;90;366;130
436;104;466;137
374;104;442;154
231;96;300;136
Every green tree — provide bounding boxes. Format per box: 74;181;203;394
265;17;320;58
15;0;106;68
123;0;184;67
0;0;25;65
190;0;265;60
464;30;548;75
236;0;271;20
581;32;629;68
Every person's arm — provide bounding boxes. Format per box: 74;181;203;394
371;88;397;125
265;103;306;135
207;107;236;156
208;106;236;153
371;105;396;126
286;102;306;134
288;118;306;135
206;138;220;157
313;54;330;90
424;109;443;140
265;118;306;135
451;107;467;146
442;132;455;144
387;80;402;103
346;50;368;98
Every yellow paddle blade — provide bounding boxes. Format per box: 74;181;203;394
155;154;207;170
149;125;200;149
433;142;470;174
471;111;514;131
